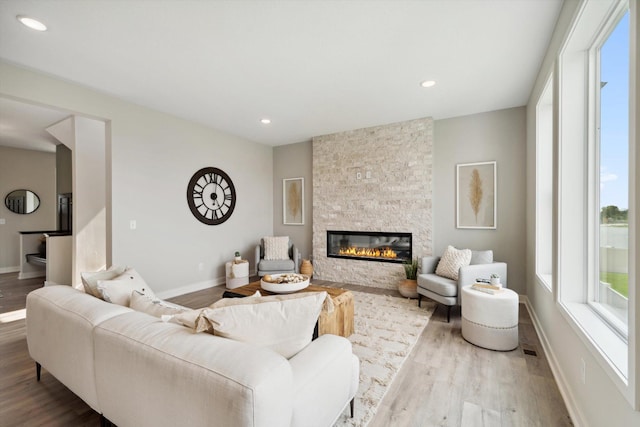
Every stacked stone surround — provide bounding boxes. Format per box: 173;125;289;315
312;117;433;289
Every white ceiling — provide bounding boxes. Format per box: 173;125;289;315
0;0;563;147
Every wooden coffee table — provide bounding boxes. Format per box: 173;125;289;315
222;281;354;338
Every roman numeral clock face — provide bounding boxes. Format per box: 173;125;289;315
187;167;236;225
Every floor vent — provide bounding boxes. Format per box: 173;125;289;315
523;348;538;357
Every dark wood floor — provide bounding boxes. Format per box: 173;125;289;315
0;273;572;426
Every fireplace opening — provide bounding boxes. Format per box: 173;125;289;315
327;231;412;264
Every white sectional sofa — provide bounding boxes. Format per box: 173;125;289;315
26;286;359;427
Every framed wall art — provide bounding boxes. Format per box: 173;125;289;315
283;177;304;225
456;161;496;229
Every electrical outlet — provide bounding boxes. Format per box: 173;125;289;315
198;262;204;272
0;218;5;225
366;171;371;179
130;220;137;230
581;358;586;384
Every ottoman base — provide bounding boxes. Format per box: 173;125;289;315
461;316;518;351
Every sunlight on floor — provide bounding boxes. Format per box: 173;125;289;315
0;308;26;323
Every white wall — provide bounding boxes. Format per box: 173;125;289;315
526;0;640;425
0;62;273;296
434;107;527;294
0;146;56;271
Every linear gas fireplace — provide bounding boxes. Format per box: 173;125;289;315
327;231;412;264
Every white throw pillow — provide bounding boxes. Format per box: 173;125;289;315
263;236;290;260
168;291;262;331
435;245;472;281
200;291;327;358
129;291;190;318
81;266;127;298
97;268;155;306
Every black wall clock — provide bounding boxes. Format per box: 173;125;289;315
187;167;236;225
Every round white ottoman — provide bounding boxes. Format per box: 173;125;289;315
461;286;519;351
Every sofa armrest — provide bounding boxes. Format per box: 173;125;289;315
459;262;508;288
292;245;300;273
420;256;440;274
255;244;262;275
289;335;357;426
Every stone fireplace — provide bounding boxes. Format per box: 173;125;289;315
312;117;433;289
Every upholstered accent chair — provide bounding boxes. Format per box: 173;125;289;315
417;249;507;322
255;236;299;276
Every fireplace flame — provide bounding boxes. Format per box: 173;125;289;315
338;246;398;259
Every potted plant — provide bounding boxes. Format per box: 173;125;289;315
398;258;419;298
490;273;501;287
234;251;241;262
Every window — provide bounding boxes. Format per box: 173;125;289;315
556;0;632;396
536;76;554;290
593;10;630;336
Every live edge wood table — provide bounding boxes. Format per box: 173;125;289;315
222;281;354;338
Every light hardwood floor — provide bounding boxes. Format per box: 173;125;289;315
0;273;572;426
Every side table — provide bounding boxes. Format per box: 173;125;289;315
461;285;519;351
225;260;249;289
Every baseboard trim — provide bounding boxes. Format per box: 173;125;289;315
0;266;20;274
521;296;587;427
18;271;45;280
155;276;225;300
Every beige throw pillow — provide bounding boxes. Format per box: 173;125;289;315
130;291;190;318
97;268;155;306
199;291;327;358
263;236;289;260
435;245;472;281
81;266;127;298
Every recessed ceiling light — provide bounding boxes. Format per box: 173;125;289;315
260;118;271;125
420;80;436;88
17;15;47;31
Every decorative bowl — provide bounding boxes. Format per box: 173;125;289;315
260;273;310;294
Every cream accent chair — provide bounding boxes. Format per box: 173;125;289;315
417;249;507;322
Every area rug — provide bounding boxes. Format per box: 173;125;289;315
334;291;435;427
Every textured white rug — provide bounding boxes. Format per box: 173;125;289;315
334;291;435;427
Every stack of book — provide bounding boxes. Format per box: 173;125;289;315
471;283;504;295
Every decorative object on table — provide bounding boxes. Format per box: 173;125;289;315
225;258;249;289
471;282;504;295
456;161;496;229
234;251;241;262
260;273;310;293
186;167;236;225
283;177;304;225
398;258;419;298
490;273;502;287
300;259;314;277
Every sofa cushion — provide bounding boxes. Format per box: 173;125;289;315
435;245;471;280
81;266;127;298
130;291;190;318
258;258;296;272
263;236;290;260
97;268;155;306
199;292;327;358
470;250;493;265
417;274;458;297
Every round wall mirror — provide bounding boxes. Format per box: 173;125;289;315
5;189;40;214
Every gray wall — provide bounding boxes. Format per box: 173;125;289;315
1;62;274;296
434;107;527;294
0;146;57;271
273;140;313;264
